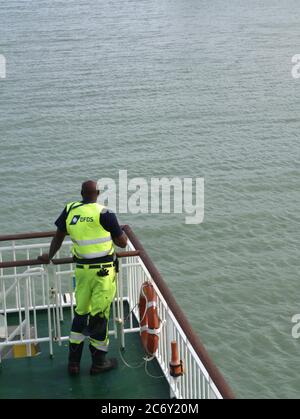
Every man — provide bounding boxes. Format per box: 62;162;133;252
39;180;127;376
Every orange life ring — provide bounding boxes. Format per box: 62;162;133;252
139;282;160;356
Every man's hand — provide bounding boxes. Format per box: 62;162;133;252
37;253;51;264
113;232;128;249
39;230;66;265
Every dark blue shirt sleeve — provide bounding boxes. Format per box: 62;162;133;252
100;210;123;239
55;207;67;233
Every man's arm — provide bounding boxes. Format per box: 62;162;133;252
38;230;66;263
100;210;128;249
38;207;68;264
49;230;67;259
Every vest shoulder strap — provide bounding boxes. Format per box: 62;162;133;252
66;201;85;218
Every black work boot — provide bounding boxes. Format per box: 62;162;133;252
89;344;118;375
68;342;84;376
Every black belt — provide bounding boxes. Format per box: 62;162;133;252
76;263;114;269
73;254;115;265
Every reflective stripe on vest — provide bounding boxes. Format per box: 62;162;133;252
73;236;112;247
66;201;114;260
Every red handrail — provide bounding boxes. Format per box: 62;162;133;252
0;250;140;269
0;231;57;242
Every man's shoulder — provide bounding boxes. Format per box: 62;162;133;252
99;208;122;238
99;207;113;220
99;206;118;217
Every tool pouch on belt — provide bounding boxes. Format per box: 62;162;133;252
113;256;119;273
97;267;109;277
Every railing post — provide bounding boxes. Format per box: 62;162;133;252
118;259;125;350
166;310;177;399
112;289;118;340
0;278;8;365
53;265;62;346
24;276;32;357
46;267;53;358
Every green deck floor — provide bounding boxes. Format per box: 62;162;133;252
0;308;170;399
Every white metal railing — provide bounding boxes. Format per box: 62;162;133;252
122;240;221;399
0;232;232;399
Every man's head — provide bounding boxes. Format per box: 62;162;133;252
81;180;99;202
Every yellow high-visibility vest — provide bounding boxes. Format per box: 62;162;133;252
66;201;114;260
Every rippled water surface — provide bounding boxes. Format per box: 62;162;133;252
1;0;300;398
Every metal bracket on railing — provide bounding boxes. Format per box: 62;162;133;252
49;287;56;298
